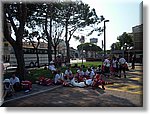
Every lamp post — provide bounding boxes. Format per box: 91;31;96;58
89;44;92;58
104;20;109;57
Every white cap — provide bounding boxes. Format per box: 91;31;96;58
3;79;10;83
50;61;54;64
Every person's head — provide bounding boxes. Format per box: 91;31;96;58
67;67;70;71
79;67;82;71
119;55;123;58
88;68;91;72
98;65;101;68
57;69;61;74
3;79;10;87
53;70;57;75
12;73;16;79
113;56;116;60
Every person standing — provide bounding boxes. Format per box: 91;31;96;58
111;56;118;77
119;55;127;78
131;55;136;69
103;57;111;77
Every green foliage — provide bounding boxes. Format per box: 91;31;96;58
77;42;102;52
111;32;134;50
117;32;134;47
3;62;102;83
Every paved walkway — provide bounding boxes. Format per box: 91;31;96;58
1;66;143;107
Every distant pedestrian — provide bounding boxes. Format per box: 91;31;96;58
103;57;111;77
111;56;118;77
119;55;126;78
131;55;136;69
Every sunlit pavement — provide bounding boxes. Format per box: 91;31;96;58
1;66;143;107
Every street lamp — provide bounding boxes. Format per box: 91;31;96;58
89;44;92;58
123;43;127;58
104;20;109;57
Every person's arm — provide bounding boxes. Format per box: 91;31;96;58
16;77;20;83
54;74;58;83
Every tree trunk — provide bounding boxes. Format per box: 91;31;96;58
45;12;52;65
65;19;70;63
66;41;70;63
54;46;57;62
13;45;25;81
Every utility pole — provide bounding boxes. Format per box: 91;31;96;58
104;20;109;57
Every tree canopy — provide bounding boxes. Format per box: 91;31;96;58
77;43;102;52
111;32;134;50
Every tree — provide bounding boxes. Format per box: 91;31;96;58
117;32;134;47
3;3;28;80
59;1;104;63
77;43;102;58
25;31;41;68
110;42;121;50
51;21;64;61
111;32;134;51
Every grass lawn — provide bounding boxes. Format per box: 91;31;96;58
3;61;102;83
71;61;102;67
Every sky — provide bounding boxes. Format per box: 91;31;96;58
70;0;142;50
10;0;142;50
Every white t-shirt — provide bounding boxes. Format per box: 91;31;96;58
54;73;63;83
85;79;93;86
10;77;20;85
119;58;126;64
103;59;110;67
77;70;84;76
85;70;95;79
65;70;72;75
48;65;56;71
89;71;95;79
112;60;117;68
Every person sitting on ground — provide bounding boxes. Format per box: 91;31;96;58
70;75;94;88
91;66;96;73
70;77;86;87
64;67;73;81
54;70;64;85
44;64;47;70
9;73;21;92
92;73;105;90
3;79;14;99
95;65;102;74
76;67;85;82
85;68;95;79
48;61;56;72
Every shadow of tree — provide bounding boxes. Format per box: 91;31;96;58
94;94;138;107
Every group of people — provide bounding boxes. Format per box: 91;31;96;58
3;73;20;99
102;55;128;78
3;56;129;99
52;66;110;90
